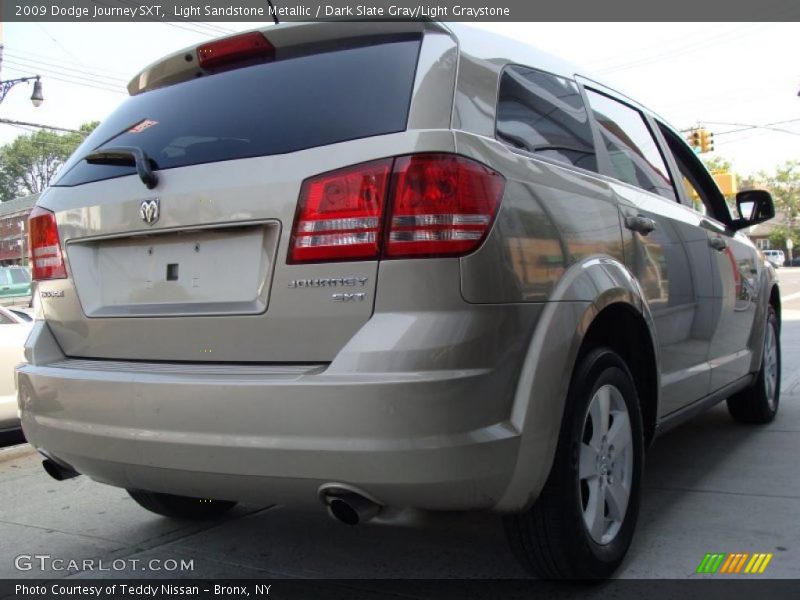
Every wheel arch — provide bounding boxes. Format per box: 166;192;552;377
495;256;660;513
580;302;659;449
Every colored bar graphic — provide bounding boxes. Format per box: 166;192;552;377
745;554;761;573
720;553;737;574
700;552;774;575
697;553;727;573
734;553;749;573
758;554;773;573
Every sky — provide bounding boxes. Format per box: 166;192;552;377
0;21;798;176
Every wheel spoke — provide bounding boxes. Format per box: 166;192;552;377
607;410;631;453
606;478;629;522
584;478;606;540
590;386;611;440
579;443;599;480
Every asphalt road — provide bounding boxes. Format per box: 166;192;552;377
1;282;799;581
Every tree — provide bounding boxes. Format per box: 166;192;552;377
0;121;98;202
759;160;800;224
701;156;733;174
768;225;800;253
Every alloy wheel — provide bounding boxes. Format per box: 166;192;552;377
579;384;633;545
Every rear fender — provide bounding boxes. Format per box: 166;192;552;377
494;256;659;512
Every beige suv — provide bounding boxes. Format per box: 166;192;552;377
17;22;780;578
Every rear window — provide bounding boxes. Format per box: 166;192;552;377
496;66;598;173
55;38;421;187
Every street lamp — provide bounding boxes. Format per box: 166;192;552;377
0;75;44;107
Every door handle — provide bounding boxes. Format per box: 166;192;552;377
709;237;728;252
625;215;656;235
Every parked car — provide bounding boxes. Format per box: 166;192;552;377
763;249;785;268
17;22;780;579
0;306;33;435
0;266;32;300
786;256;800;267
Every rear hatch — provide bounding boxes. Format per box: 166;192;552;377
34;23;436;363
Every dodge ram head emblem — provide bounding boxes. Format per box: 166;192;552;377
140;198;160;225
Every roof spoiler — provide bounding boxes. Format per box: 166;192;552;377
128;21;448;96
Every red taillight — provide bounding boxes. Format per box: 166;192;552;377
28;206;66;281
289;159;392;263
385;154;505;258
197;32;274;70
288;154;504;263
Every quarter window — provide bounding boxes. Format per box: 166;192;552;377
496;66;598;173
585;90;675;200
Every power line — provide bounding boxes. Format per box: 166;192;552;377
3;51;128;85
0;118;84;134
5;48;131;80
1;61;126;95
596;23;773;75
585;23;760;71
707;119;800;137
3;57;126;89
36;24;88;68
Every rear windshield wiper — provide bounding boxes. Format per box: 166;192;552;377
84;146;159;190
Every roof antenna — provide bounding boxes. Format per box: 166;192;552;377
265;0;280;24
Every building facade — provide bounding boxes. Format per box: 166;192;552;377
0;194;38;266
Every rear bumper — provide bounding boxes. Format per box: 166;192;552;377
17;323;521;510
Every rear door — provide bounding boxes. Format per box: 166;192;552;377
36;33;430;363
582;87;715;416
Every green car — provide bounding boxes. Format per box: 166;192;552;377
0;266;32;300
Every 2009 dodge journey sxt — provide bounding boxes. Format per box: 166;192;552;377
17;21;781;578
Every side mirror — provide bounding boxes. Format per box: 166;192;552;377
732;190;774;230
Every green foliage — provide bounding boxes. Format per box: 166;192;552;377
701;156;733;174
768;225;800;252
758;160;800;223
0;121;99;202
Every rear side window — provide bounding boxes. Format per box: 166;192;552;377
496;66;598;173
585;89;675;200
56;38;421;187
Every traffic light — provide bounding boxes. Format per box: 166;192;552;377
699;129;715;153
687;129;702;151
685;127;715;153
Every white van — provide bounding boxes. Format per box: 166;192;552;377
764;249;785;268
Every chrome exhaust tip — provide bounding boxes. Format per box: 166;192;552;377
319;484;382;526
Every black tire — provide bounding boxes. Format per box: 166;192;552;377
727;306;781;424
127;490;237;520
504;348;644;579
